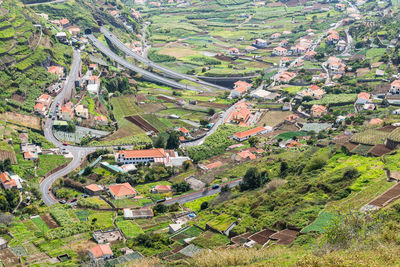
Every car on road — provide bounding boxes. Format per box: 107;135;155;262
56;103;59;107
59;200;66;204
81;194;88;198
156;199;166;203
212;184;220;189
62;143;68;146
52;117;55;120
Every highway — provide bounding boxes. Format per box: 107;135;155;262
88;34;204;92
100;27;229;92
164;179;242;206
25;0;67;6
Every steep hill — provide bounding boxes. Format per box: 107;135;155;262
0;0;72;112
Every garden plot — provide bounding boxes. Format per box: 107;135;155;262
40;214;59;229
301;211;336;233
190;231;230;248
257;111;292;127
0;248;19;266
125;115;159;133
54;126;110;143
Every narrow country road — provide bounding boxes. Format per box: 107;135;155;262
41;49;96;206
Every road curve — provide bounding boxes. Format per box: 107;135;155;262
40;49;96;206
100;27;229;92
88;34;203;92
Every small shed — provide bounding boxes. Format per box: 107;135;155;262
0;238;7;250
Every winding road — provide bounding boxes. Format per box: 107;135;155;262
41;49;97;206
100;27;229;92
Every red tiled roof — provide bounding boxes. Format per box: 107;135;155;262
234;126;266;139
109;183;136;197
90;244;113;258
118;148;166;159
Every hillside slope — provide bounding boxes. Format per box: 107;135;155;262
0;0;72;112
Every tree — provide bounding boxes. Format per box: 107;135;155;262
240;167;269;191
172;181;191;194
200;201;209;210
200;119;208;126
166;131;180;149
207;108;215;116
280;161;289;177
153;203;167;215
153;136;165;148
248;136;259;147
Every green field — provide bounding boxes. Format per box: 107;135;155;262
115;218;144;238
31;217;50;233
37;155;70;177
301;211;336;233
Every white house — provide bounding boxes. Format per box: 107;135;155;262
390;80;400;94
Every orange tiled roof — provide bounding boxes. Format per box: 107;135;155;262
118;148;167;159
90;244;113;258
205;161;223;170
179;127;189;134
60;18;70;25
391;80;400;88
34;103;45;110
312;104;327;113
85;184;102;192
287;140;302;147
109;183;136;197
38;94;51;100
369;118;383;125
155;184;171;191
358;92;370;100
274;47;287;52
234;126;266;139
237;151;256;160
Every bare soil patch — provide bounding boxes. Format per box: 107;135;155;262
0;112;41;130
41;214;58;229
125;115;159;133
